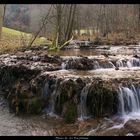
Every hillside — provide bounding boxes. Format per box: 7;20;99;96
0;27;50;54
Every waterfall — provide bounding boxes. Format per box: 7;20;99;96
116;58;140;68
116;60;127;67
45;79;59;117
93;61;100;69
107;85;140;130
61;62;67;70
43;81;50;97
78;84;91;120
128;58;140;67
118;85;140;116
108;61;116;68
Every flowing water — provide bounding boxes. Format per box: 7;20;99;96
0;96;61;136
1;45;140;135
97;85;140;134
78;84;91;121
118;85;140;115
49;45;140;56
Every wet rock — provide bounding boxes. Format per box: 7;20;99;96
96;59;115;69
26;98;46;114
86;80;118;117
133;55;140;58
76;78;86;93
65;57;94;70
115;66;119;70
124;120;140;136
54;79;78;115
41;54;62;64
64;103;77;123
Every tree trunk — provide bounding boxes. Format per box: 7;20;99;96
138;4;140;30
64;5;73;41
64;4;77;41
56;4;62;44
0;5;4;40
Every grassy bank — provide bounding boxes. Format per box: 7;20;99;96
0;27;51;54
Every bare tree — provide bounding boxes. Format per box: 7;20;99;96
64;4;77;42
50;4;77;50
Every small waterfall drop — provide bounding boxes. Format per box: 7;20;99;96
61;62;67;70
128;58;140;67
116;60;127;67
108;61;116;68
45;79;59;117
106;85;140;131
78;84;91;121
118;85;140;116
116;58;140;68
93;61;100;69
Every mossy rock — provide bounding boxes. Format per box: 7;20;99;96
55;79;77;115
64;103;77;123
26;98;45;114
87;81;118;117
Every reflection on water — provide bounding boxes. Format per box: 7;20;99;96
0;96;64;136
48;46;140;56
49;49;108;56
0;96;101;136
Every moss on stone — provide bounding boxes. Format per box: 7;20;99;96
64;103;77;123
86;81;118;117
26;98;45;114
55;79;77;115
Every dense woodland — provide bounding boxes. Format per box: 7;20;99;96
3;5;140;34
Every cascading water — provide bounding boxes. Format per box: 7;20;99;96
93;61;100;69
116;58;140;68
43;81;50;97
78;84;91;121
116;60;127;67
45;79;59;117
61;62;67;70
128;58;140;67
61;57;140;71
118;85;140;116
107;85;140;131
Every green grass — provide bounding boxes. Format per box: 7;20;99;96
2;27;31;37
0;27;52;54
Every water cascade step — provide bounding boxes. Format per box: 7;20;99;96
118;85;140;116
61;57;140;70
78;84;91;120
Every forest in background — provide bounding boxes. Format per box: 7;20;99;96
3;5;140;36
0;4;140;53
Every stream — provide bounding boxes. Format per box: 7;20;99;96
1;45;140;136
